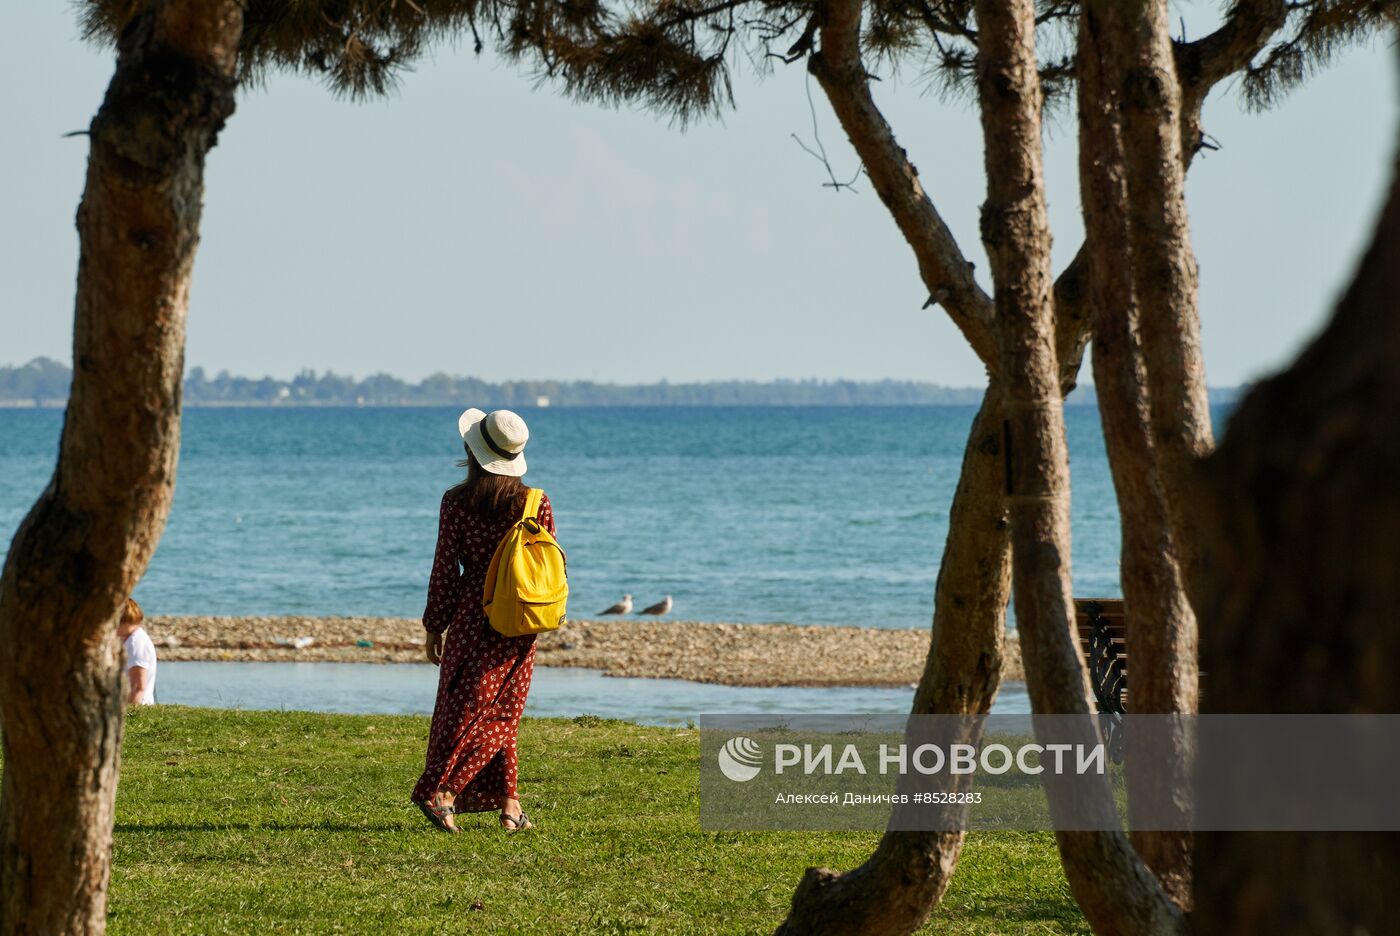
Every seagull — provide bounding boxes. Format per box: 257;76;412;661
599;594;633;615
639;596;673;616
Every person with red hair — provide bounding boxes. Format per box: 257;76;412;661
117;598;157;705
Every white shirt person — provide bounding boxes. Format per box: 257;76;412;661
117;598;157;705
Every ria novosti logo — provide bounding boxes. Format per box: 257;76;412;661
717;736;763;782
715;736;1111;782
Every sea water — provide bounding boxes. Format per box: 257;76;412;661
0;405;1226;630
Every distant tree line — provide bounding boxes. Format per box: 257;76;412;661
0;358;1240;408
0;358;72;404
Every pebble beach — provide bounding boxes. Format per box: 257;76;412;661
144;616;1027;688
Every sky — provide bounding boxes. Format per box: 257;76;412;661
0;4;1394;387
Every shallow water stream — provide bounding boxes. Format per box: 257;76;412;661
156;661;1031;726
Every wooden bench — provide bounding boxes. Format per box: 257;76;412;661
1075;598;1128;715
1074;598;1205;762
1075;598;1128;760
1075;597;1205;710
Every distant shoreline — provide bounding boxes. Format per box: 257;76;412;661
1;357;1244;409
144;615;1028;688
0;397;1241;410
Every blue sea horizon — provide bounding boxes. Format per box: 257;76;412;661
0;404;1229;630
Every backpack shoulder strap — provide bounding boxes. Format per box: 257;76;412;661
522;487;544;521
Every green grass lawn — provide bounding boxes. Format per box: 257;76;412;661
88;706;1088;934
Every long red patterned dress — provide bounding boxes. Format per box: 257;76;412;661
412;488;554;812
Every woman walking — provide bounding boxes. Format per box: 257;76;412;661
413;408;552;833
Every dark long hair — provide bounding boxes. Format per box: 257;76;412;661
451;446;527;523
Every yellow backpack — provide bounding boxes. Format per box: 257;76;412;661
482;488;569;637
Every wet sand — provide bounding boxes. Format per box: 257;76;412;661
144;615;1026;688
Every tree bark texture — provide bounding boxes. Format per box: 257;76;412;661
0;3;242;933
1192;99;1400;936
1108;0;1215;604
974;2;1183;933
1078;0;1198;908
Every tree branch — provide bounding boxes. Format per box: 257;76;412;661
1175;0;1290;93
1173;0;1290;154
1052;0;1279;381
808;0;998;368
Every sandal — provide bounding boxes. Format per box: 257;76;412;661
500;810;533;831
414;797;460;834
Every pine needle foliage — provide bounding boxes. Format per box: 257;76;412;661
77;1;1399;124
78;0;732;119
1238;0;1400;111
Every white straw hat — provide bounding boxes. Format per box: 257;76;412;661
457;408;486;441
464;409;529;477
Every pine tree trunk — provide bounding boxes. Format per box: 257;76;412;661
777;0;1107;925
1192;103;1400;936
1112;0;1215;602
775;385;1012;934
769;4;1011;929
0;3;242;933
778;1;1292;931
974;1;1183;932
1078;0;1197;907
